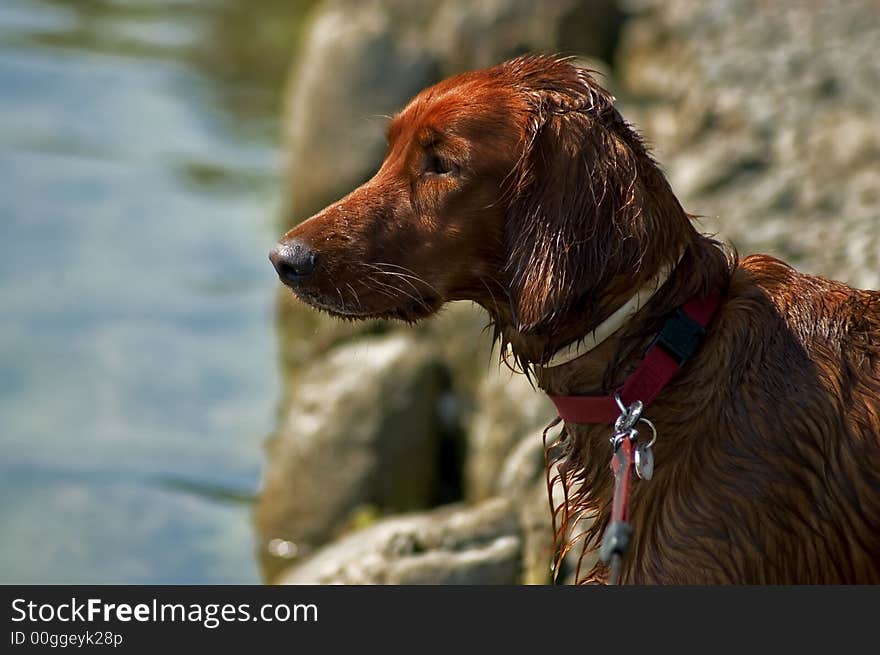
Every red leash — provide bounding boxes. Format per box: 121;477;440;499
601;434;635;584
548;293;721;584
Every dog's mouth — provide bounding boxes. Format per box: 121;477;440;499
289;287;442;323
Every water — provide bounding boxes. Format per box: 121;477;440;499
0;0;308;583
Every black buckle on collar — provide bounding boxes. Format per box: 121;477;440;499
654;307;705;365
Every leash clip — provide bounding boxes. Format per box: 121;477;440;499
613;394;643;432
610;427;637;451
612;393;657;480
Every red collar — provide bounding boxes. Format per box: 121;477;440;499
548;293;721;424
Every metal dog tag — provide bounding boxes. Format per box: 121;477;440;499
634;443;654;480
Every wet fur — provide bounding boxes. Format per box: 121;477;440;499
277;55;880;583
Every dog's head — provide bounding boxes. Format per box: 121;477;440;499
271;55;687;332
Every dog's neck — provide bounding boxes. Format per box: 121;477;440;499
504;294;656;397
495;234;732;398
540;252;684;368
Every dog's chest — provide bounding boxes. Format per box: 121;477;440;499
620;436;880;585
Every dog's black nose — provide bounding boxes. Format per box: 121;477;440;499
270;240;318;285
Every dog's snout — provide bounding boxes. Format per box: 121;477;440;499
269;239;319;286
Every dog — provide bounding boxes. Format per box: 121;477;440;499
270;55;880;584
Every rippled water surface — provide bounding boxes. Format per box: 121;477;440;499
0;0;308;582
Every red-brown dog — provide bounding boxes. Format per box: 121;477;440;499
271;55;880;584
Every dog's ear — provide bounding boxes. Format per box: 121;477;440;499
501;57;701;340
505;92;631;333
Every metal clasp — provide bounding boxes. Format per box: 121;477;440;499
613;394;643;433
612;393;658;480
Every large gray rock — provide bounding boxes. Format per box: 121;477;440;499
255;334;452;581
515;477;556;585
278;497;522;584
281;0;438;221
465;363;557;584
425;0;623;79
617;0;880;289
466;356;555;501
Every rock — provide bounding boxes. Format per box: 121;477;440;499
281;0;439;223
273;290;394;393
466;356;555;500
499;427;598;585
419;302;495;399
497;431;547;497
516;478;556;585
255;333;453;581
426;0;622;77
278;497;522;584
617;0;880;290
466;368;558;584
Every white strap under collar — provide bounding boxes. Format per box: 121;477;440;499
541;252;685;369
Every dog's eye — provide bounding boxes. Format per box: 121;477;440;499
423;154;456;176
